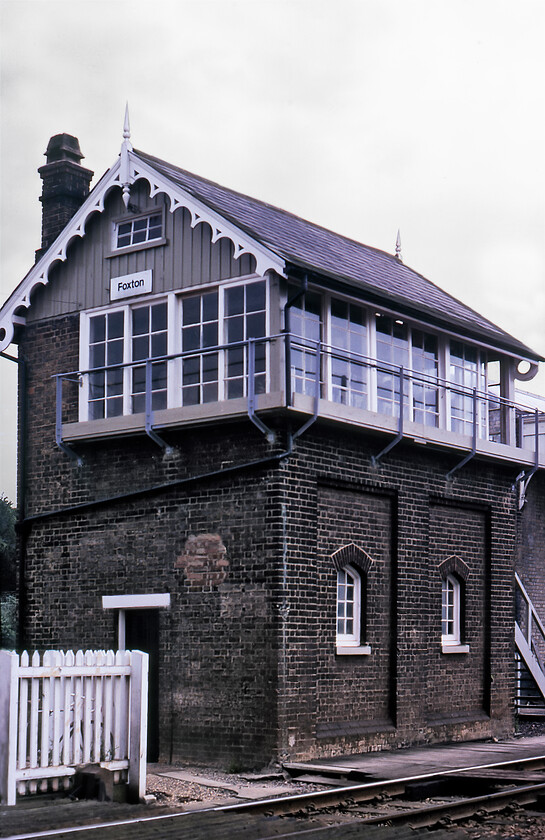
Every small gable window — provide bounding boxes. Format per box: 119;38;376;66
114;213;163;251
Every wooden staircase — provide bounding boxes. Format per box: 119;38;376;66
515;573;545;717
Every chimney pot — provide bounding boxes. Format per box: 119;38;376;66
44;133;85;165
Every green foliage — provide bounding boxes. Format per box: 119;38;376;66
0;592;16;648
0;494;16;592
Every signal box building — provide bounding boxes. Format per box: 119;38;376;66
1;126;543;767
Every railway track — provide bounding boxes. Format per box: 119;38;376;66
3;755;545;839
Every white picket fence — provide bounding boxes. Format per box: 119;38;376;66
0;649;148;806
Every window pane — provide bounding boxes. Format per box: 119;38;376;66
107;339;123;366
246;281;266;312
247;312;265;338
226;286;244;316
108;311;124;339
152;333;167;358
227;316;243;344
132;307;149;336
151;303;167;332
90;315;105;344
183;326;200;352
89;373;104;399
183;297;201;326
202;323;218;348
202;292;218;322
183;357;200;385
133;335;149;361
107;369;123;395
90;345;105;370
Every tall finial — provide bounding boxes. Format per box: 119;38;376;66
395;229;402;262
123;103;132;148
120;103;132;208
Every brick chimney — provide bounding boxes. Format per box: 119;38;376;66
36;134;94;259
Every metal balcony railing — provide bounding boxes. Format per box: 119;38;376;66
54;334;545;463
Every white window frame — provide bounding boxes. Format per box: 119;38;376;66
446;339;488;439
441;574;469;654
79;277;270;421
111;209;166;255
336;565;371;656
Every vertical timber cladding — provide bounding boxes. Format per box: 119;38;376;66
426;500;490;726
316;483;396;740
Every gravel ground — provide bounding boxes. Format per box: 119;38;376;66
144;727;545;838
146;763;323;808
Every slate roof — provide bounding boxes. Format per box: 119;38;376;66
135;148;542;362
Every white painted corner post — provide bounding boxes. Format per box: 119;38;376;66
0;651;19;806
128;650;148;803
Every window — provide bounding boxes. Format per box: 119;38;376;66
449;340;487;436
82;279;268;420
181;291;219;405
88;310;125;419
337;566;360;645
114;213;163;250
376;315;439;425
131;302;168;413
289;287;322;397
181;280;267;405
441;573;469;652
330;298;368;409
441;574;460;643
336;565;370;654
224;280;267;398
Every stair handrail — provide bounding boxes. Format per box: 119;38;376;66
515;572;545;665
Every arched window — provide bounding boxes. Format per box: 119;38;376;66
337;565;361;646
441;574;461;644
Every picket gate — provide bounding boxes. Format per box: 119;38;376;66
0;649;148;806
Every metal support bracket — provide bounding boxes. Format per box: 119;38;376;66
371;367;405;467
292;340;321;442
516;409;540;510
145;360;173;452
55;376;82;466
446;388;477;481
247;338;275;443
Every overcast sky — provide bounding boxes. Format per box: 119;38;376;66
1;0;544;504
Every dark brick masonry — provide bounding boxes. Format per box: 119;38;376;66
17;310;518;768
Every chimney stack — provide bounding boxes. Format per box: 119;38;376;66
37;134;94;259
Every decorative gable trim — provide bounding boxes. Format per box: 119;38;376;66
331;543;374;574
0;152;285;352
126;153;285;277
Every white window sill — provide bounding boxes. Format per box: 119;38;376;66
336;645;372;656
441;643;470;654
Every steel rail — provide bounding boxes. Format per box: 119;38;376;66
5;754;545;839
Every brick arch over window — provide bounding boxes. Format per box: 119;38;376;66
331;543;374;575
438;554;470;582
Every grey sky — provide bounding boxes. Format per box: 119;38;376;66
1;0;544;503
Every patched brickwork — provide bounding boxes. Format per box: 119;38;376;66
175;534;229;588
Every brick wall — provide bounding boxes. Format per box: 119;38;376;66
18;316;518;767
